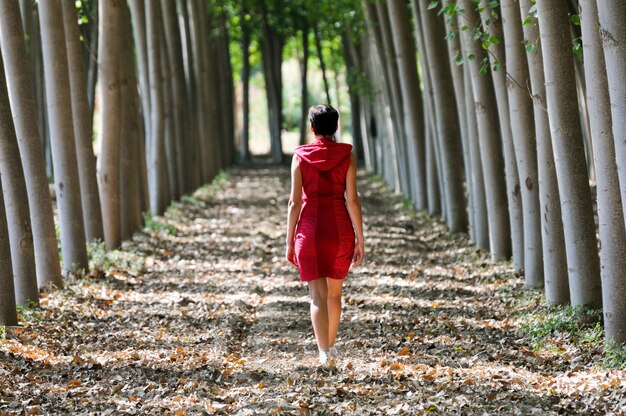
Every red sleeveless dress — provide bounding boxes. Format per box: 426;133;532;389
294;138;355;281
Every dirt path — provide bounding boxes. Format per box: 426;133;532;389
1;165;623;415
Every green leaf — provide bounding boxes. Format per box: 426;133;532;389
446;31;456;40
428;0;439;10
529;4;537;15
489;0;499;8
522;16;532;26
570;15;581;26
455;53;464;65
467;53;476;61
493;61;501;71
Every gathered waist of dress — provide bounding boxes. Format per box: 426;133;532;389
303;196;346;205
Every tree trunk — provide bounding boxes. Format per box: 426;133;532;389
241;8;252;160
362;0;402;193
536;0;601;308
580;0;626;343
0;1;63;289
519;0;569;305
444;10;473;238
161;26;179;202
86;2;99;116
161;0;188;195
0;55;38;306
478;1;523;269
61;0;104;244
97;0;123;250
146;0;169;214
597;1;626;227
119;4;143;241
39;0;89;272
128;0;151;143
314;24;332;106
299;24;309;147
416;0;467;231
0;180;18;324
388;0;427;211
260;10;284;164
458;0;511;261
501;1;543;288
374;1;411;198
464;62;489;251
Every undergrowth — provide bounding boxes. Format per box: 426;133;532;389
87;240;145;274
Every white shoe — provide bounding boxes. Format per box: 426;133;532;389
329;346;339;359
318;349;330;365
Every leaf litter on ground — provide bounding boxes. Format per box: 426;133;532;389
1;164;625;415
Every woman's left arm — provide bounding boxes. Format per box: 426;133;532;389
286;155;303;266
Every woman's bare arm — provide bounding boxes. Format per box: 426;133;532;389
285;155;303;265
345;153;365;267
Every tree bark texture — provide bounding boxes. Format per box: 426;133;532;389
519;0;569;305
389;0;427;211
501;1;543;288
0;55;38;306
580;0;626;343
61;0;104;243
299;24;309;147
97;0;123;249
597;1;626;227
0;180;18;324
458;0;511;261
417;0;467;231
0;1;63;288
537;0;601;308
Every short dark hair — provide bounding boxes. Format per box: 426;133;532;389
308;104;339;138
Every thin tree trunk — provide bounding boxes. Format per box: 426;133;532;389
62;0;104;243
161;26;179;201
146;0;169;214
119;4;143;240
464;63;489;251
374;1;411;197
458;0;510;261
97;0;123;250
299;24;309;147
597;1;626;227
444;10;472;238
478;1;523;269
39;0;89;272
314;24;332;106
519;0;569;305
0;55;38;306
86;2;99;116
580;0;626;343
260;9;284;163
362;0;402;193
501;1;543;288
0;180;18;324
0;1;63;289
537;0;601;308
389;0;427;211
161;0;188;195
416;0;467;231
241;8;251;160
128;0;151;144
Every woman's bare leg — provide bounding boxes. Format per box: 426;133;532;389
308;279;330;351
326;278;344;348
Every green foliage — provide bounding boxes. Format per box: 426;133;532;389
0;326;5;339
604;343;626;369
142;212;177;236
519;305;603;349
16;302;40;321
87;239;145;274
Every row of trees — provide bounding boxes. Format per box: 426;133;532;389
0;0;235;325
350;0;626;345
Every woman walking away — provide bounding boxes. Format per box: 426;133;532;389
285;104;365;367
